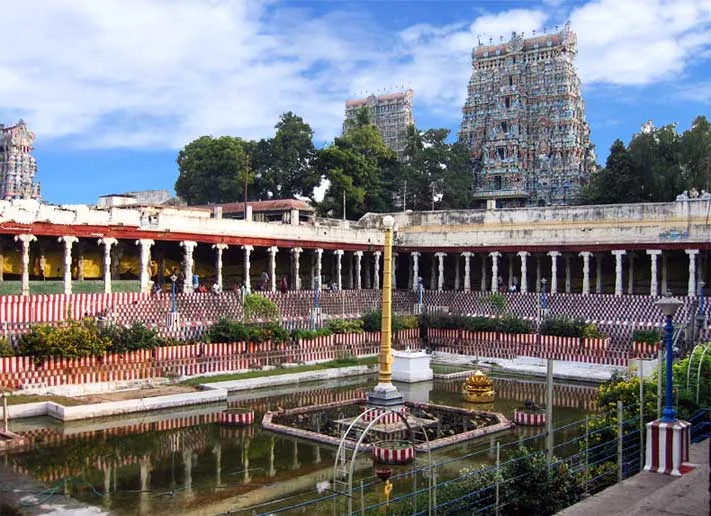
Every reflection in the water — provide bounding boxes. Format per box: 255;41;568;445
3;376;597;515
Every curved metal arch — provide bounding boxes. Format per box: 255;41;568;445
696;344;710;404
331;405;435;515
687;344;706;390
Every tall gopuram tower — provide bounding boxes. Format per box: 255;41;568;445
0;120;40;200
459;23;594;207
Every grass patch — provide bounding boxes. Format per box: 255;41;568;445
182;355;378;386
1;393;84;406
0;280;140;295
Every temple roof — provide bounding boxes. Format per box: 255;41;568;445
346;90;413;108
194;199;314;214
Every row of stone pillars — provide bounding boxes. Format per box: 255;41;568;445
407;248;702;296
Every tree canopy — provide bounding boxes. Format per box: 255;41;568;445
175;136;252;205
580;116;711;204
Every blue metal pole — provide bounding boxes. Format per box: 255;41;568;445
171;281;176;313
662;313;676;422
541;283;548;311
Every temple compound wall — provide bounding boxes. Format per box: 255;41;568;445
0;198;707;298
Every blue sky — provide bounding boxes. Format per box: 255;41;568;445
2;0;710;204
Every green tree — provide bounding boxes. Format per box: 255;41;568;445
175;136;252;205
580;139;638;204
316;112;398;218
681;115;711;192
253;112;320;199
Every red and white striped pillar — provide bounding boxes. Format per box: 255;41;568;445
644;419;691;476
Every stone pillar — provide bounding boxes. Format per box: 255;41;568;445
334;250;343;290
365;255;372;289
507;255;514;290
548;251;560;294
212;243;228;291
535;254;541;293
98;238;117;294
612;250;626;296
15;234;36;296
661;253;668;295
481;254;488;292
268;246;278;292
489;251;501;293
564;254;572;293
183;450;193;499
647;250;662;297
213;443;222;488
315;248;323;289
242;245;254;293
348;253;354;289
411;252;420;291
180;240;197;293
627;252;635;294
354;251;363;290
462;252;472;292
435;252;446;291
291;247;302;290
454;255;460;290
58;236;77;295
373;251;381;290
579;251;592;295
518;251;529;293
595;253;603;294
392;252;398;288
686;249;699;297
135;239;154;294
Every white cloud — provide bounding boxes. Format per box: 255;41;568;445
0;0;708;150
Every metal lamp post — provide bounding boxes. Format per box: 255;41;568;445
697;281;706;333
646;294;689;476
170;274;177;314
655;295;683;422
540;277;548;315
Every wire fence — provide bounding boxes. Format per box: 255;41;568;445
236;401;647;516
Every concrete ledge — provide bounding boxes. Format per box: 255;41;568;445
203;365;377;392
0;390;226;422
0;401;49;420
50;388;227;421
433;352;625;383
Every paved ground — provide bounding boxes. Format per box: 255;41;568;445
557;439;709;516
75;384;197;403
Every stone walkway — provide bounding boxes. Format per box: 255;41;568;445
556;439;709;516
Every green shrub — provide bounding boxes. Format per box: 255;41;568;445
0;337;15;357
19;319;111;359
420;313;531;334
208;318;289;344
540;317;586;338
293;328;333;340
631;329;661;344
208;318;250;343
488;292;508;315
243;294;280;321
583;323;606;339
361;310;382;332
105;323;164;353
327;319;364;334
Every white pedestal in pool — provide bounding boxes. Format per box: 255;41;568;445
392;350;433;383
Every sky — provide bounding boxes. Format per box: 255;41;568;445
1;0;710;205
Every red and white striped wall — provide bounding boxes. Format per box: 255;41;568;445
0;292;146;324
513;409;546;426
219;409;255;426
644;419;691;476
360;406;409;425
372;444;414;465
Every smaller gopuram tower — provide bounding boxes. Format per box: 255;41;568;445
0;120;40;200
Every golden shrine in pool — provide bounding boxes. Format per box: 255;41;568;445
462;370;495;403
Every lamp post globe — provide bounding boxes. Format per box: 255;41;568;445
655;295;683;422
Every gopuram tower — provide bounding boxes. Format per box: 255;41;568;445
459;23;594;207
0;120;40;200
